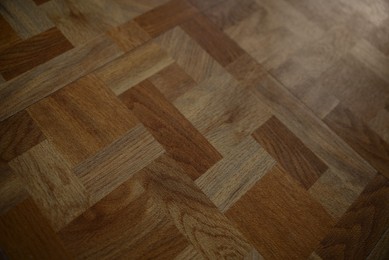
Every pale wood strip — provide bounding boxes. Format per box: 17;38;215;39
196;137;275;212
74;124;165;205
0;0;53;39
9;140;89;231
95;41;174;95
0;198;71;259
0;35;123;121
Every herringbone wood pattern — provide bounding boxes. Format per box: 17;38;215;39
1;0;389;259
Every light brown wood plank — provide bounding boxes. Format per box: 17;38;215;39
28;74;137;166
9;140;89;231
0;27;73;80
226;164;335;259
135;0;198;37
316;174;389;259
120;80;222;180
0;198;71;259
95;41;174;95
253;116;328;189
0;35;123;121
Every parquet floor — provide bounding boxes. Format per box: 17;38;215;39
0;0;388;259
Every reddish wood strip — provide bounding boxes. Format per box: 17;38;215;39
0;110;45;162
0;198;70;259
253;116;328;189
324;104;389;179
226;165;334;259
181;13;245;66
120;80;222;180
316;174;389;259
134;0;198;37
0;27;73;80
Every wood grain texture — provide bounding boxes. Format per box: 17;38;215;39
181;13;245;67
95;41;174;95
0;171;27;214
226;164;335;259
0;198;70;259
59;171;188;260
196;137;275;212
316;174;389;259
28;74;137;166
0;27;73;80
135;0;198;37
120;80;222;180
253;116;328;189
367;228;389;260
0;35;123;121
9;140;89;231
0;15;20;52
324;104;389;179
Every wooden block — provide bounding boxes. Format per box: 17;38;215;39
0;198;70;259
226;165;335;259
316;174;389;259
249;74;376;190
28;74;137;166
369;109;389;144
0;27;73;81
148;63;196;102
107;20;151;52
155;26;225;83
196;137;276;212
0;35;123;121
204;0;260;30
0;110;45;162
120;80;221;180
0;0;53;39
9;140;89;231
253;116;328;189
0;15;20;53
95;41;174;95
324;104;389;179
0;170;27;214
74;124;165;205
134;0;198;37
141;155;257;259
181;13;245;67
59;172;188;259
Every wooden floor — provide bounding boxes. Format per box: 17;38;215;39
0;0;389;259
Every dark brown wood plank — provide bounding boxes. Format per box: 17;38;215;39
226;164;334;259
253;116;328;189
0;15;20;53
134;0;198;37
0;198;71;259
181;13;245;67
120;80;222;180
0;27;73;80
316;173;389;259
324;104;389;179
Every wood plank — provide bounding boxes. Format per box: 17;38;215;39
0;170;27;214
0;110;45;162
28;74;137;166
134;0;198;37
95;41;174;95
120;80;222;180
0;15;20;53
107;20;151;52
9;140;89;231
74;124;165;205
226;164;335;259
0;27;73;80
181;13;245;67
253;116;328;189
187;0;223;10
196;137;276;212
141;155;258;259
369;109;389;144
367;228;389;260
316;174;389;259
324;104;389;179
0;35;123;121
0;0;54;39
59;172;188;259
0;198;71;259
